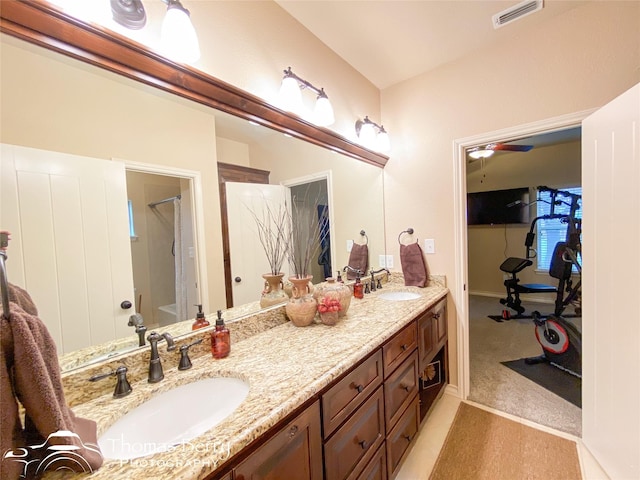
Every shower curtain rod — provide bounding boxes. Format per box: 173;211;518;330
148;194;181;208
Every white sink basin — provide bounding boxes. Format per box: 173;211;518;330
377;291;421;301
99;377;249;460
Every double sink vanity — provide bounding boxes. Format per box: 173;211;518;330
56;274;449;480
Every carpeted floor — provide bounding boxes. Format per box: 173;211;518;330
429;402;582;480
469;294;582;436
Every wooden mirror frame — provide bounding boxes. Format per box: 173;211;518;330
0;0;388;168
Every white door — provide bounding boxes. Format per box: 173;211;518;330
1;144;135;354
226;182;288;306
582;83;640;479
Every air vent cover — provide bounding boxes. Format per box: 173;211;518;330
492;0;543;29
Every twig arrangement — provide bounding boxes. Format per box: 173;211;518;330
247;199;291;276
288;188;330;279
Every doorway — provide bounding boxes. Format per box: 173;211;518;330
454;113;590;436
124;163;206;331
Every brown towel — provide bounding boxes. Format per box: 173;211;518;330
346;243;369;280
8;283;38;317
1;302;103;479
400;242;429;287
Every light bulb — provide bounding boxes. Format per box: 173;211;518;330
279;76;304;115
313;94;334;127
468;149;495;159
160;1;200;63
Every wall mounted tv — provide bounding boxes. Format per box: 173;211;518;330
467;187;530;225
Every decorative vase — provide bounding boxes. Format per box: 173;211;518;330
319;310;339;326
285;275;317;327
284;279;314;298
315;277;352;318
260;273;288;308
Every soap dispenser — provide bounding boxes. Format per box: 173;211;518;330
192;304;210;330
211;310;230;359
353;272;364;299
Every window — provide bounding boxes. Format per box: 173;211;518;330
127;199;136;238
536;186;582;271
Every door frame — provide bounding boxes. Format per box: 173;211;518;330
121;159;209;313
452;109;596;400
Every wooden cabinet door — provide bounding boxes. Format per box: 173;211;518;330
234;401;323;480
418;310;435;370
433;300;447;347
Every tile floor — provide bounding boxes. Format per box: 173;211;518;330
395;392;610;480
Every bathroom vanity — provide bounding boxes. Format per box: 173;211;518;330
58;275;448;480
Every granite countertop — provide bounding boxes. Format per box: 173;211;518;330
51;276;448;480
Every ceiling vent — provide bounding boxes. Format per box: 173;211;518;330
492;0;543;29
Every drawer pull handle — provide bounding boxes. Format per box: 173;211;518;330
403;433;413;442
358;439;370;450
288;425;298;438
433;313;440;319
354;383;364;393
401;344;408;351
400;384;410;392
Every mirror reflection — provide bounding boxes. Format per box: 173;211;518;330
0;33;385;373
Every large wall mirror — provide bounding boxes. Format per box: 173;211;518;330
0;3;387;373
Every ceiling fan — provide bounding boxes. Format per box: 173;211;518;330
468;142;534;159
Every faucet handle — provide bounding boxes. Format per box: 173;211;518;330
88;365;132;398
178;338;203;370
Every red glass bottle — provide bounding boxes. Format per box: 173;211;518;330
211;310;230;359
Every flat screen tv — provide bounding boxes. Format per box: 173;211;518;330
467;187;530;225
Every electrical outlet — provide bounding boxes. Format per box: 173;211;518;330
347;240;354;252
424;238;435;254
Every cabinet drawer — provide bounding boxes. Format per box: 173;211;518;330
382;321;417;378
347;443;387;480
384;351;418;432
324;386;385;480
322;350;383;438
385;396;419;479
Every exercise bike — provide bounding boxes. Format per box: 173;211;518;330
499;186;582;377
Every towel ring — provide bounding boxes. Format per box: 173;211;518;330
356;230;368;246
398;228;417;245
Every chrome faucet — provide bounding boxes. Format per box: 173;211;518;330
147;332;176;383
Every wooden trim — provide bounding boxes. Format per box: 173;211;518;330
0;0;389;168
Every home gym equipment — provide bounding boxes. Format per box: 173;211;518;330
499;186;582;377
499;186;581;319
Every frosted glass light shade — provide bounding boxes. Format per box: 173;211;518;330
313;95;335;127
359;122;376;148
376;131;391;152
160;4;200;63
279;76;304;115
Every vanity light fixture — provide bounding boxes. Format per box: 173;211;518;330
278;67;335;127
160;0;201;63
110;0;200;62
355;116;390;152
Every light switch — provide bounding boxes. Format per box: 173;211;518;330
379;254;394;268
347;240;354;252
424;238;435;254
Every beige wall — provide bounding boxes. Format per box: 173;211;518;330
381;1;640;388
467;141;581;299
